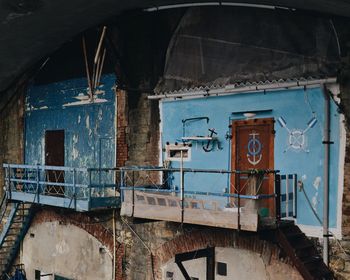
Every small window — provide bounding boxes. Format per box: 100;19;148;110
217;262;227;276
166;144;191;162
166;271;174;279
35;270;41;280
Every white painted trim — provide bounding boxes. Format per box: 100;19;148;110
298;224;341;239
114;89;118;168
159;100;164;167
328;83;345;240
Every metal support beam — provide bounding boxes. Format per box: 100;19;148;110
175;247;215;280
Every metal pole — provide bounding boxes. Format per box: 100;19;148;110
113;209;116;280
36;165;40;203
132;171;135;217
73;168;77;211
237;174;241;231
6;165;11;200
275;174;281;222
286;175;289;218
323;86;331;265
180;151;184;224
88;170;92;210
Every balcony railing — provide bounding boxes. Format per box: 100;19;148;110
120;167;283;231
3;164;120;211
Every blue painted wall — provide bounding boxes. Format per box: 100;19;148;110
25;74;116;170
161;87;342;228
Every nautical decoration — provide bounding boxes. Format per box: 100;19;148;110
247;131;263;165
277;116;317;153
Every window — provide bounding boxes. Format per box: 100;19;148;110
217;262;227;276
166;144;191;161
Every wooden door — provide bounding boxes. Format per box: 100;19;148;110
45;130;65;195
231;118;274;215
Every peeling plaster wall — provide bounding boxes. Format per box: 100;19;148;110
24;74;116;168
161;247;302;280
22;221;113;280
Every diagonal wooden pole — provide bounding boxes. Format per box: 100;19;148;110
82;36;93;100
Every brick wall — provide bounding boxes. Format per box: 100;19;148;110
126;92;159;167
116;220;303;280
0;91;24;197
152;229;301;279
116;89;129;167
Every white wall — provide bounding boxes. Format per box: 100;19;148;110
22;221;113;280
161;247;302;280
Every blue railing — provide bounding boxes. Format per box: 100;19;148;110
3;164;120;211
119;167;280;230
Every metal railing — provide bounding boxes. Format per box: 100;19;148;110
119;166;280;230
280;174;297;219
3;164;119;210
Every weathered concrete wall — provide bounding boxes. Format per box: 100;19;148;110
21;209;124;280
0;90;24;195
162;247;302;280
126;92;159;167
22;221;113;280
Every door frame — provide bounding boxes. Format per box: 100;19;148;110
230;118;275;196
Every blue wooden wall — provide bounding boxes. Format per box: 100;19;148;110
25;74;116;170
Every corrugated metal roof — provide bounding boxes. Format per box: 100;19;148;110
154;76;327;95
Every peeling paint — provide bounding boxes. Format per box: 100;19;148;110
98;108;103;121
313;176;321;190
25;75;116;171
72;135;79;160
312;191;319;211
55;239;70;255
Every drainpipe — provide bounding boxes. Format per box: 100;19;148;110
322;85;331;265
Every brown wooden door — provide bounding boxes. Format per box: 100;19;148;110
231;118;274;215
45;130;65;195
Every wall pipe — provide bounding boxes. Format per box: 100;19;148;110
322;85;331;265
144;2;292;12
113;209;116;280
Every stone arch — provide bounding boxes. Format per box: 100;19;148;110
153;229;302;280
28;208;124;280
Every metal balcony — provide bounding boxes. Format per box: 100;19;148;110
3;164;120;211
119;167;295;232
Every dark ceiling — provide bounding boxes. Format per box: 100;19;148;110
1;0;350;97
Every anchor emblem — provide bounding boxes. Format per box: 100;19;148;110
247;131;262;166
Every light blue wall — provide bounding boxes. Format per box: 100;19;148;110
25;74;116;169
161;87;341;227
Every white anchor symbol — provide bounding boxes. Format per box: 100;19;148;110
247;132;262;166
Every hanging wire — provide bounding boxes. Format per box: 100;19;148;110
301;186;350;258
